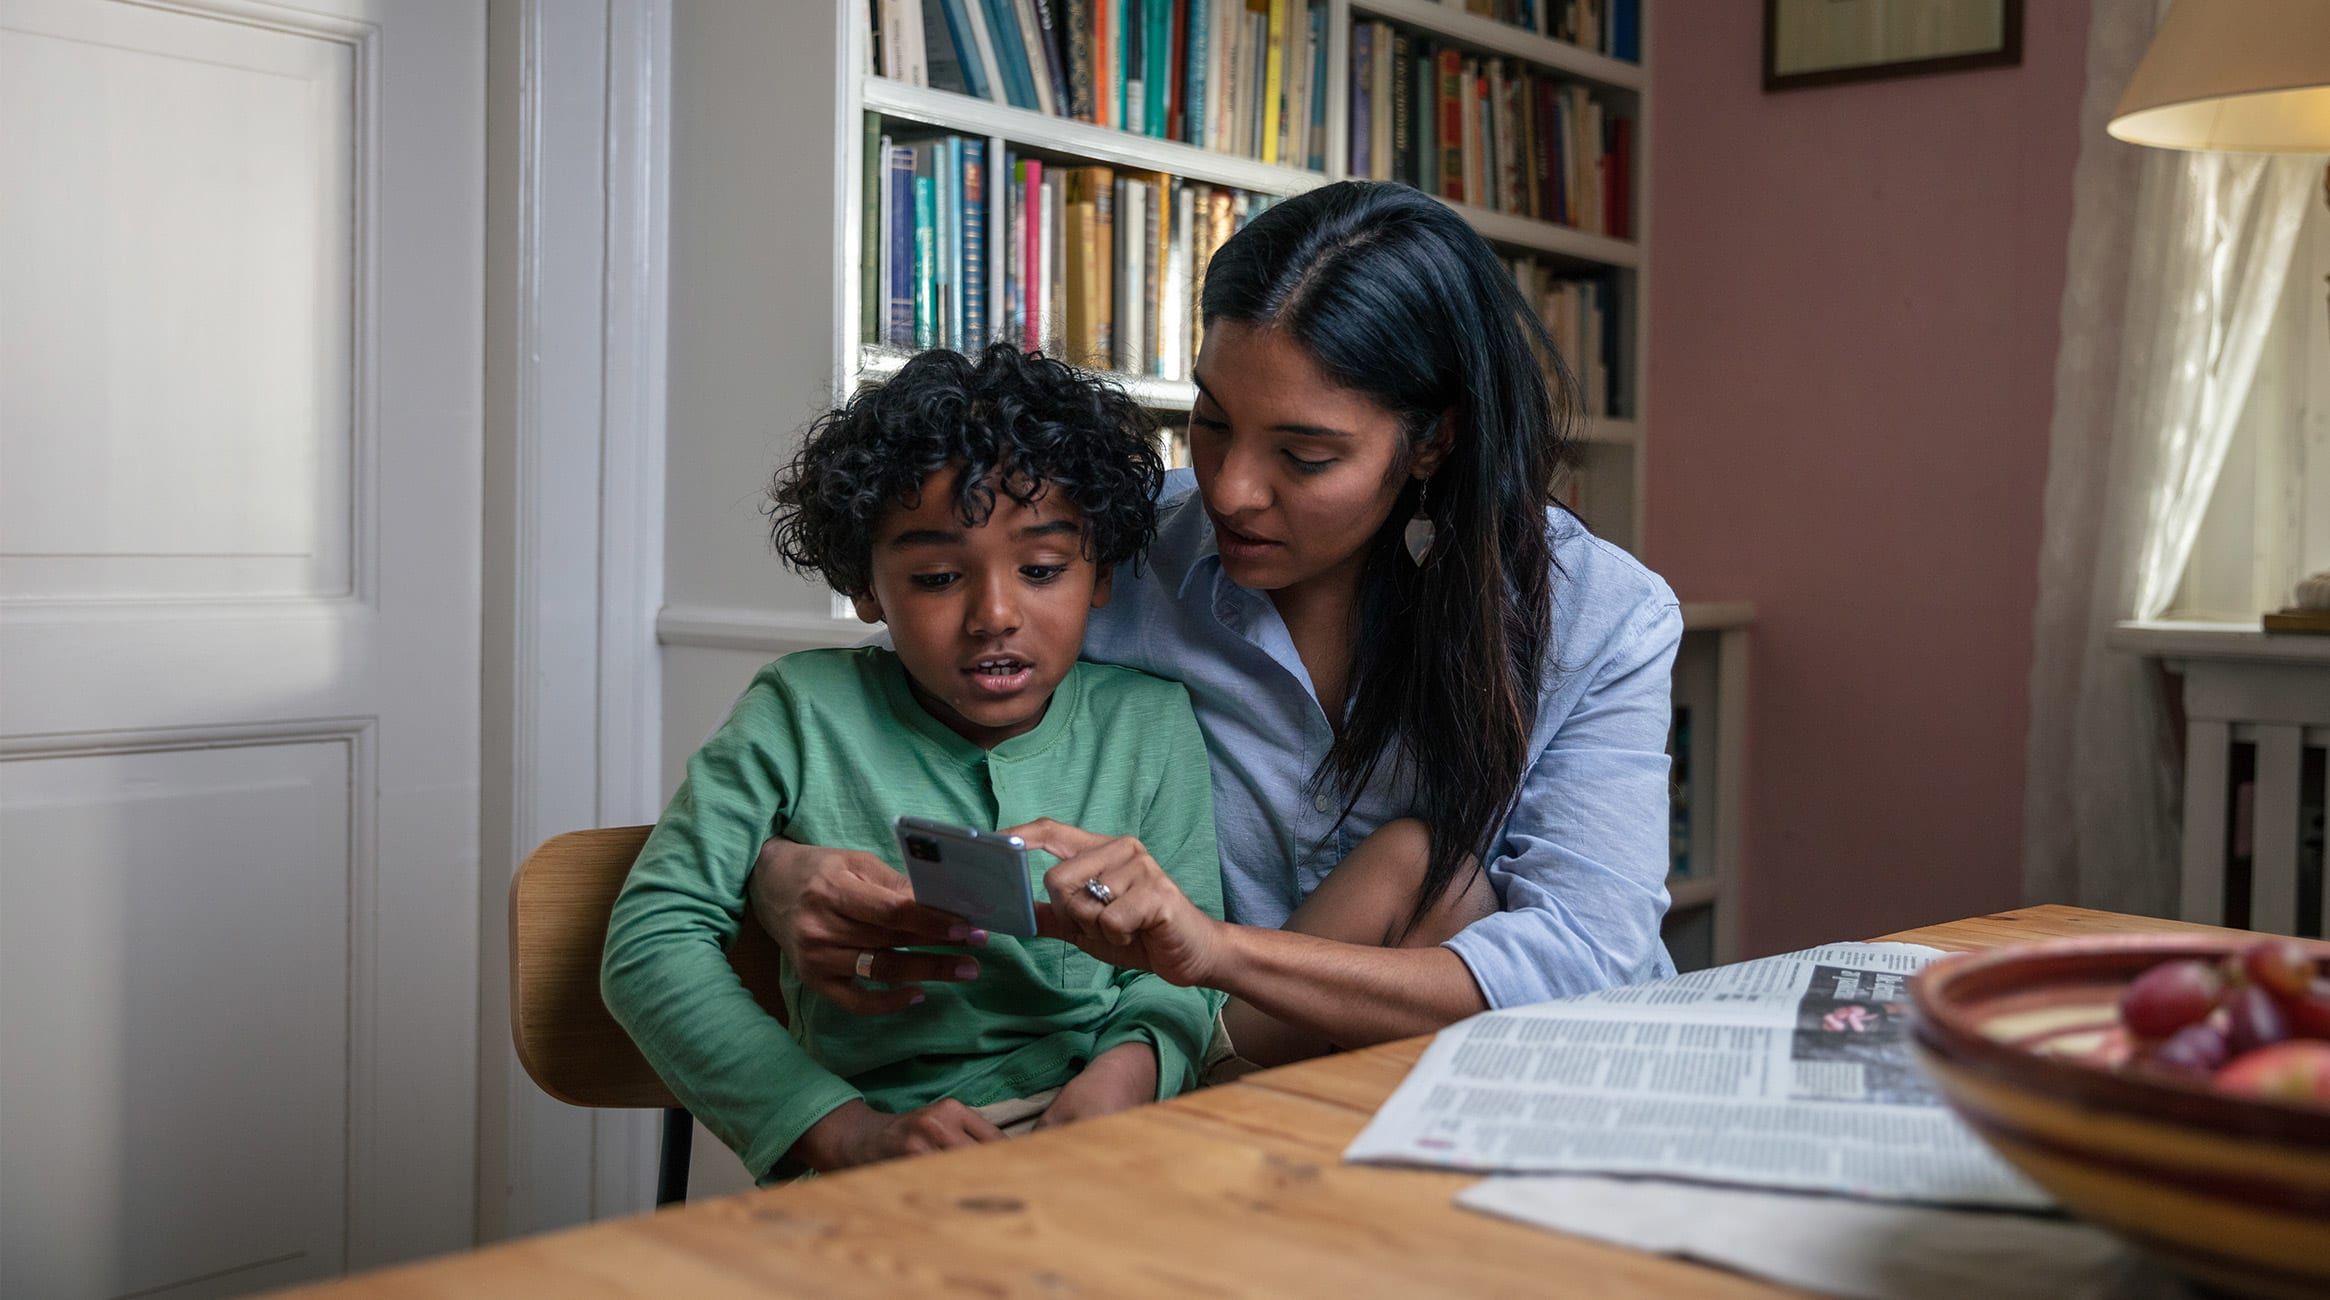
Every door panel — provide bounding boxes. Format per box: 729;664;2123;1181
0;0;482;1291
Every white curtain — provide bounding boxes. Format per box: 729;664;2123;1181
2023;5;2319;916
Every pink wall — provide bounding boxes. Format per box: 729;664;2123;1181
1645;3;2090;955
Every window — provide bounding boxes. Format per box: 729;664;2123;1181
2171;189;2330;620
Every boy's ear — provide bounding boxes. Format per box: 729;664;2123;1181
850;590;885;624
1089;565;1114;610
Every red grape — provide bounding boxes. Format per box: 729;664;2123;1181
2224;984;2291;1057
2286;979;2330;1041
2241;940;2318;1000
2120;959;2225;1037
2142;1022;2232;1078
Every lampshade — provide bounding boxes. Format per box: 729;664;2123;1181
2108;0;2330;152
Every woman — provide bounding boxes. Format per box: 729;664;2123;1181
752;180;1681;1083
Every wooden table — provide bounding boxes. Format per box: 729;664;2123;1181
288;905;2242;1298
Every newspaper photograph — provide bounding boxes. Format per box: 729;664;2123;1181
1344;943;2052;1210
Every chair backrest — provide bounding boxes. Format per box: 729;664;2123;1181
509;825;787;1109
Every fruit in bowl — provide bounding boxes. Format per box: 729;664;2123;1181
1910;933;2330;1300
2114;941;2330;1099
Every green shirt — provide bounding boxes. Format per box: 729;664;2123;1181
602;647;1225;1181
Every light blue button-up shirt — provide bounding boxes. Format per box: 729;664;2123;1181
1082;470;1682;1008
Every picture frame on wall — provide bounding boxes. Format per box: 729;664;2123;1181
1764;0;2024;92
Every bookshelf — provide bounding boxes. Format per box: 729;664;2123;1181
837;0;1651;548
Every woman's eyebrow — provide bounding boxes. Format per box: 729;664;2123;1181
1192;373;1349;440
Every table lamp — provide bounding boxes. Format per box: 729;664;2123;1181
2108;0;2330;631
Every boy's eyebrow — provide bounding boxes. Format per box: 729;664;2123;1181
1190;372;1350;441
1016;520;1081;540
888;528;964;549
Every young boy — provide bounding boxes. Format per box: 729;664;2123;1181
602;345;1224;1180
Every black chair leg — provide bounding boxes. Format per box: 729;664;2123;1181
656;1107;693;1207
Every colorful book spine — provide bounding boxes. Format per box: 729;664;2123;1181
1388;29;1407;186
1033;0;1072;116
1117;0;1136;131
1307;3;1326;168
1435;49;1462;199
913;164;937;348
1145;0;1170;139
938;136;959;347
1184;0;1209;146
1023;158;1044;349
862;118;882;343
1349;22;1371;177
1259;0;1285;164
962;142;987;345
933;0;990;99
886;146;914;346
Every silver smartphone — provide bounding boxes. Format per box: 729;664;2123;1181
893;816;1039;938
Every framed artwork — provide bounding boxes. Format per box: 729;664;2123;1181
1764;0;2023;92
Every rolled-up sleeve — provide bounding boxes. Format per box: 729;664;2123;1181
1442;597;1682;1008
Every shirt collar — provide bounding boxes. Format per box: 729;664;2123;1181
875;650;1080;765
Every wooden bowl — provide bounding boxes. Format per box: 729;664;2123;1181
1908;935;2330;1299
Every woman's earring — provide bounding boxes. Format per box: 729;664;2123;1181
1404;478;1436;566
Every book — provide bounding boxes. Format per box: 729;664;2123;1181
1114;176;1145;373
1034;0;1072;110
930;0;988;98
1122;0;1141;133
1094;0;1114;127
1349;22;1371;178
1360;20;1379;180
1307;3;1327;168
1388;30;1407;188
1185;0;1209;146
1146;0;1170;139
863;119;883;343
886;145;915;346
981;0;1039;110
962;141;987;345
960;0;1009;104
1435;48;1462;199
1167;0;1189;142
1009;0;1058;113
1259;0;1284;164
913;154;937;347
936;137;957;348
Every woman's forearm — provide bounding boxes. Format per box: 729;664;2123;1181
1207;923;1489;1049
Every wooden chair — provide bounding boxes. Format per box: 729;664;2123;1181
509;825;787;1205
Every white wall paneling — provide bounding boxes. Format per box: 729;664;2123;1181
477;0;671;1241
0;0;484;1288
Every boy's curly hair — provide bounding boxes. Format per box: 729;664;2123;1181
770;344;1164;597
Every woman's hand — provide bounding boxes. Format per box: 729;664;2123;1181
788;1098;1005;1173
747;836;983;1014
1004;819;1229;987
1034;1041;1158;1130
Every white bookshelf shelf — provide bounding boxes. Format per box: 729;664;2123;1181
1349;0;1645;93
863;77;1329;199
1436;196;1639;267
858;345;1198;411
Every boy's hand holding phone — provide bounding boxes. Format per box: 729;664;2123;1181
751;839;988;1014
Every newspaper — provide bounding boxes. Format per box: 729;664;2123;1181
1344;942;2052;1210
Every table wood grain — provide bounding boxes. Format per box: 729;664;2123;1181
283;905;2249;1298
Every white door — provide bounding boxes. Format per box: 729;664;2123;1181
0;0;483;1294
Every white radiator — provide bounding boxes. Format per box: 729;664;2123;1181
2173;658;2329;936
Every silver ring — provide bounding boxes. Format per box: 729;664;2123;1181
853;950;877;980
1083;878;1115;906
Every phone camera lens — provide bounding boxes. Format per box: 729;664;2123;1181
905;835;940;862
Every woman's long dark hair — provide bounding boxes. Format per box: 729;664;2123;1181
1201;181;1573;934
